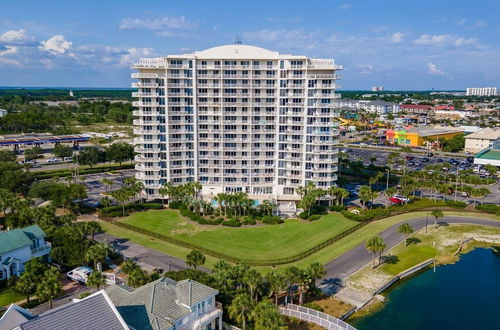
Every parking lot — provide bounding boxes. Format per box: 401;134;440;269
76;169;135;205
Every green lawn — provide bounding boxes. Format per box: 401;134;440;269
0;287;24;307
101;210;500;272
119;210;358;261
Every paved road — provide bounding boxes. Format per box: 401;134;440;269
94;232;207;273
320;215;500;294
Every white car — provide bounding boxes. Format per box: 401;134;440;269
67;266;93;284
393;195;410;203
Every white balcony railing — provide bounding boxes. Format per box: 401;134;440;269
31;242;51;255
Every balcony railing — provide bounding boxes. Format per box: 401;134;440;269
31;242;51;255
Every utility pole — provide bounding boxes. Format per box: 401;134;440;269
386;169;390;190
454;167;459;201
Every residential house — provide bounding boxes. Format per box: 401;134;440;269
464;127;500;153
399;104;433;115
106;277;222;330
0;225;51;280
0;290;129;330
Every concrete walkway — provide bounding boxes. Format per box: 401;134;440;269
320;215;500;294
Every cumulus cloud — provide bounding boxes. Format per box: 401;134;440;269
338;3;351;10
119;16;196;31
118;47;154;67
413;34;481;48
427;62;444;75
39;35;72;55
390;32;405;43
0;46;18;56
358;64;374;74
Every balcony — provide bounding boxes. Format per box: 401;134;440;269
31;242;51;256
132;82;159;88
132;101;161;107
131;72;160;79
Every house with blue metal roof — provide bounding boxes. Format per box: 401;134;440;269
0;225;51;280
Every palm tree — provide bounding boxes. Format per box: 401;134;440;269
260;199;276;216
284;266;301;305
15;273;35;303
297;270;311;305
431;209;443;228
111;188;129;216
251;300;283;330
384;187;397;208
50;246;65;265
398;223;414;246
87;271;106;291
358;185;373;210
36;267;63;309
186;250;206;270
369;156;377;166
336;188;349;206
101;178;113;194
228;293;254;330
85;242;110;269
120;259;139;275
243;268;262;302
267;270;285;305
366;236;386;268
307;261;326;291
327;186;337;207
85;221;102;241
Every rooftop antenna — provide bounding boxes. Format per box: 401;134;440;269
235;35;242;45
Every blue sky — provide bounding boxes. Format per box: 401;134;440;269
0;0;499;90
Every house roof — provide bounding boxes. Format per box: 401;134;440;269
400;104;433;110
0;225;45;255
106;277;218;330
17;291;128;330
0;304;36;330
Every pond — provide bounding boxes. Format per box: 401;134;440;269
352;247;500;330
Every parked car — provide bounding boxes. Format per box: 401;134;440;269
422;158;430;162
437;158;444;163
461;191;469;197
393;194;410;203
427;152;434;157
67;266;93;284
466;156;474;163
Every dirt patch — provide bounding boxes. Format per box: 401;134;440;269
312;297;354;318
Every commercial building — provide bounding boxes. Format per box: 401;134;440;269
371;86;384;92
466;87;497;97
132;44;341;201
464;127;500;153
332;99;399;114
474;138;500;167
0;225;51;281
386;127;464;147
399;104;433;115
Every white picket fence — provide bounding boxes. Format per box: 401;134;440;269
279;304;357;330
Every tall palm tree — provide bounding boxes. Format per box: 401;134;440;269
87;271;106;291
36;267;63;309
327;186;337;207
358;185;372;210
251;300;283;330
431;209;443;228
101;178;113;194
15;274;35;303
243;268;262;302
228;293;254;330
284;266;301;305
366;236;386;268
307;262;326;291
267;270;285;305
398;223;414;246
336;188;349;206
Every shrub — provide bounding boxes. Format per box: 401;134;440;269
329;205;345;212
303;302;324;312
168;201;183;209
262;216;284;224
222;219;241;227
475;204;500;214
298;211;308;219
242;216;257;225
444;200;467;209
308;214;321;221
100;203;163;217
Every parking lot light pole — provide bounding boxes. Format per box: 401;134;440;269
454;167;459;201
385;169;390;191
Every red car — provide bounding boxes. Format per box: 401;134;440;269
390;197;405;204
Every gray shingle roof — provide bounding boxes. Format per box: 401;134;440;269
18;291;128;330
105;277;218;330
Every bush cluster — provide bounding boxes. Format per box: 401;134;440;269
33;164;134;180
101;203;162;217
329;205;346;212
444;200;467;209
307;214;321;221
261;215;284;224
475;204;500;214
222;218;242;227
341;208;391;222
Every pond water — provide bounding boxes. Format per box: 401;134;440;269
352;247;500;330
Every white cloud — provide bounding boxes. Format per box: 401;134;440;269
0;57;21;66
119;16;196;31
467;20;487;29
427;62;444;75
0;29;36;46
338;3;351;10
358;64;374;74
0;46;18;56
40;58;55;70
413;34;481;48
118;48;154;67
390;32;405;43
39;35;72;55
456;18;467;26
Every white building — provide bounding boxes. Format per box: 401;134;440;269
0;109;7;117
466;87;498;97
464;127;500;153
332;99;399;114
0;225;51;280
371;86;384;92
132;44;341;201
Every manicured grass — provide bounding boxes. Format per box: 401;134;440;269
0;287;24;307
101;210;500;272
119;210;358;261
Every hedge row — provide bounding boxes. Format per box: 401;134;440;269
475;204;500;215
33;163;134;180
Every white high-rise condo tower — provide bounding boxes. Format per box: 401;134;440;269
132;44;342;201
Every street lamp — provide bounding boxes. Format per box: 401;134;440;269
425;213;429;233
385;169;390;191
